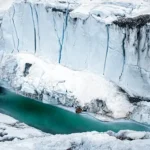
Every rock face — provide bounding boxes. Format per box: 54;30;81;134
0;0;150;100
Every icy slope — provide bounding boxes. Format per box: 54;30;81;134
0;0;150;99
0;53;133;119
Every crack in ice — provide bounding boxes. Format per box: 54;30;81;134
34;5;40;52
103;25;110;75
58;4;69;64
119;32;126;80
29;4;37;54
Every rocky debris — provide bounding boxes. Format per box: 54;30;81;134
113;15;150;28
88;99;111;114
23;63;32;77
129;97;150;103
75;106;82;113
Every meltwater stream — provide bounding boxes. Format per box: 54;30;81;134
0;87;150;134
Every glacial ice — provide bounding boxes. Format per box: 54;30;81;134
0;0;150;99
0;1;150;149
0;53;134;119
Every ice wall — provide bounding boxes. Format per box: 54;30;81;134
0;1;150;99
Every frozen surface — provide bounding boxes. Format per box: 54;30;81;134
0;0;150;99
0;1;150;147
130;102;150;125
0;53;134;119
0;113;49;142
0;0;150;124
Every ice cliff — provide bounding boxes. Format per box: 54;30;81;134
0;0;150;99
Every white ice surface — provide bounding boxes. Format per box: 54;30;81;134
0;0;150;99
0;113;50;142
130;101;150;125
0;53;134;119
1;128;150;150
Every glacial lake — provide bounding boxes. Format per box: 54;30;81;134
0;87;150;134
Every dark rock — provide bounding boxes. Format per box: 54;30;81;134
23;63;32;77
82;105;89;112
113;14;150;28
129;96;150;103
75;106;82;113
51;7;72;14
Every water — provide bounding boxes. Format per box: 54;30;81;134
0;87;150;134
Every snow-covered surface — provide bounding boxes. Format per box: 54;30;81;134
0;0;150;149
0;113;49;142
0;53;134;119
12;0;150;23
0;0;14;12
0;0;150;99
1;53;150;124
0;0;149;120
11;0;150;23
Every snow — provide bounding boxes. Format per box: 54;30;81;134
1;128;150;150
0;0;150;149
0;0;149;100
0;0;14;12
0;0;149;122
12;0;150;23
112;130;148;140
0;113;50;142
0;53;134;119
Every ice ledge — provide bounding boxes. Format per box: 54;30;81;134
113;14;150;28
2;0;150;24
2;53;150;124
0;53;134;119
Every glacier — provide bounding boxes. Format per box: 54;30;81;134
0;0;150;121
0;53;134;119
1;0;150;149
0;0;150;99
